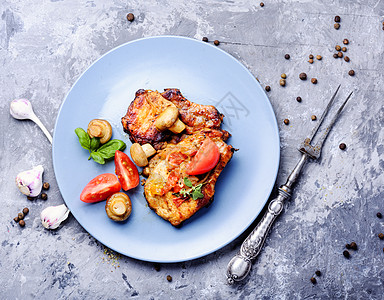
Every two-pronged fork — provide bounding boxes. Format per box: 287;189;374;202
226;85;353;284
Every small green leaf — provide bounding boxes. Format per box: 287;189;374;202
90;152;105;164
75;128;91;150
191;189;204;200
183;177;193;188
97;139;126;159
90;137;101;151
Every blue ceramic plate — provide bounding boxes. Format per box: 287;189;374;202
53;36;280;262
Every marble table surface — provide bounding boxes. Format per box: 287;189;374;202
1;0;384;299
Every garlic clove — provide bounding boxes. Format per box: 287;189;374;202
15;165;44;197
10;98;34;120
41;204;70;230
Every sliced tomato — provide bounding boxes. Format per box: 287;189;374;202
186;137;220;175
168;151;188;165
115;150;140;191
80;173;121;203
160;169;180;195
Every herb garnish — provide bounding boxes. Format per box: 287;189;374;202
75;128;126;164
177;177;204;200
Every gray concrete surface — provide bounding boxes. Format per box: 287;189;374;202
1;0;384;299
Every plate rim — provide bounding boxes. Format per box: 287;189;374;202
52;35;280;262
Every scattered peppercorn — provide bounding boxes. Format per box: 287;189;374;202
265;86;271;92
299;72;307;80
308;59;314;64
27;196;35;201
310;277;317;284
126;13;135;22
279;79;286;86
335;45;341;51
18;212;25;220
296;96;302;103
339;143;346;150
311;115;317;121
344;56;350;62
23;208;29;215
281;73;287;79
284;119;290;125
316;55;322;60
315;270;321;276
350;242;358;250
379;233;384;240
343;250;350;258
309;54;314;59
377;212;382;218
348;70;355;76
154;263;161;271
334;23;340;30
334;16;341;22
40;193;48;200
166;275;172;282
342;47;347;52
311;78;317;84
260;2;264;7
214;40;220;46
13;216;19;223
333;53;338;59
346;243;351;249
202;37;208;42
285;54;290;60
19;220;25;227
337;52;343;58
43;182;50;190
343;39;349;45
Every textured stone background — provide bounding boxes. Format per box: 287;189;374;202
1;0;384;299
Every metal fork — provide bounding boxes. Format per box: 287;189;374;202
226;85;353;284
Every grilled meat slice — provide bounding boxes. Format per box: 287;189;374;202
121;89;228;149
143;131;234;226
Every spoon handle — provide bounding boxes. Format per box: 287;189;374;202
29;113;53;144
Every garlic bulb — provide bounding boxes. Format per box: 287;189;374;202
15;165;44;197
41;204;70;229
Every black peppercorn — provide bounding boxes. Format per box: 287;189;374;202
377;212;382;218
335;45;341;51
343;250;350;258
315;270;321;276
337;52;343;58
346;243;351;249
296;96;302;103
285;54;290;60
310;277;317;284
308;59;314;64
311;115;317;121
214;40;220;46
309;54;314;59
299;73;307;80
343;39;349;45
19;220;25;227
333;53;338;59
339;143;346;150
334;16;341;22
18;212;24;220
281;73;287;79
40;193;48;200
311;78;317;84
126;13;135;22
166;275;172;282
265;86;271;92
344;56;350;62
348;70;355;76
13;216;19;223
284;119;290;125
154;263;161;272
316;55;322;60
379;233;384;239
23;208;29;215
27;196;35;201
342;47;347;52
202;37;208;42
43;182;50;190
334;23;340;30
279;79;286;86
350;242;358;250
260;2;264;7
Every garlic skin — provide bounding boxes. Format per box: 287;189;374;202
41;204;70;230
15;165;44;197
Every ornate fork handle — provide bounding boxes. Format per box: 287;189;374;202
226;154;308;284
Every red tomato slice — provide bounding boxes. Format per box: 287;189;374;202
80;173;121;203
186;138;220;175
115;150;140;191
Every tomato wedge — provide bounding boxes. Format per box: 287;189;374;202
80;173;121;203
186;137;220;175
115;150;140;191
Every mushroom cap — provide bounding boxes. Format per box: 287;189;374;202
130;143;148;167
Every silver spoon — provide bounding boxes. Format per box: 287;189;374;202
10;98;53;144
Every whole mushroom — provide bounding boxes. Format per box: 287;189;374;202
105;192;132;222
130;143;156;167
87;119;112;144
155;106;186;134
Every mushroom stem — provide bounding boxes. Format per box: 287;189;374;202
111;199;127;216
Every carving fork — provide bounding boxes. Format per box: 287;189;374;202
226;85;353;284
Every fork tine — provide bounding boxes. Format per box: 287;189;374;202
314;91;353;149
308;84;341;143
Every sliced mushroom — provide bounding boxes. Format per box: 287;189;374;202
155;106;186;134
130;143;156;167
87;119;112;144
105;192;132;222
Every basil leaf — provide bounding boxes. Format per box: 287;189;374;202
97;139;126;159
90;152;105;164
75;128;90;150
90;137;101;151
183;177;193;188
191;189;204;200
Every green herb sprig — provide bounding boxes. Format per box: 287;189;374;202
75;128;126;164
178;177;204;200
